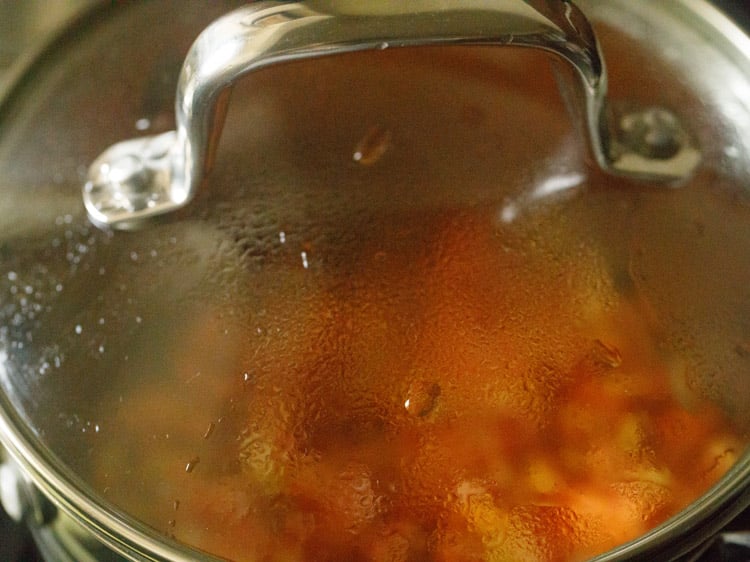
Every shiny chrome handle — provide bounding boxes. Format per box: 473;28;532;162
83;0;700;229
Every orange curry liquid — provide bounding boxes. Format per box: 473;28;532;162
93;50;749;562
101;206;744;562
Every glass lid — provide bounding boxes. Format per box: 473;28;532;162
0;1;750;560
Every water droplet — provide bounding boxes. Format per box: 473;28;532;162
75;325;82;335
203;422;215;439
592;339;622;369
404;381;440;417
279;231;286;244
301;251;309;269
378;42;389;50
353;125;392;166
185;457;200;473
135;118;151;131
173;499;180;511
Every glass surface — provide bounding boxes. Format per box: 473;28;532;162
0;1;749;560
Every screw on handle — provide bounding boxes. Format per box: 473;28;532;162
83;0;700;230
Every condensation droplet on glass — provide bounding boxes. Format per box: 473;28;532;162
593;339;623;369
203;422;215;439
173;499;180;511
185;457;200;473
135;118;151;131
404;381;441;417
75;325;82;335
379;42;389;50
98;344;105;354
353;125;392;166
279;231;286;244
7;271;17;281
301;251;309;269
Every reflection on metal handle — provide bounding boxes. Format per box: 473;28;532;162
82;0;701;230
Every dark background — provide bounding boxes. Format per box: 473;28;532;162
714;0;750;28
1;1;750;561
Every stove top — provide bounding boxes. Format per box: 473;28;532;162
1;1;750;561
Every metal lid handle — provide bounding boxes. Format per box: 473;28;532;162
83;0;700;229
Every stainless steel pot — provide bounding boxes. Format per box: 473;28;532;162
1;1;750;560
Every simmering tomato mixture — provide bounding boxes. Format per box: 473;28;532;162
96;201;746;562
84;48;750;560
